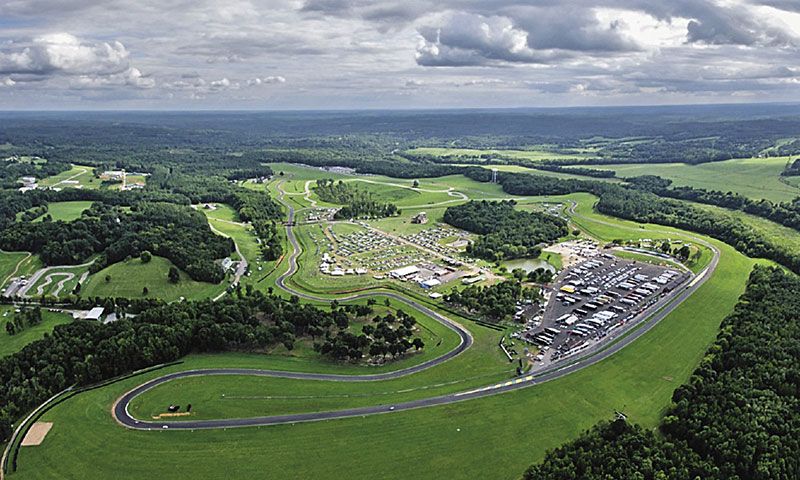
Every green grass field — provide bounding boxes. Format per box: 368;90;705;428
10;189;765;480
81;256;226;302
37;164;99;190
584;156;798;202
26;201;93;222
0;306;72;358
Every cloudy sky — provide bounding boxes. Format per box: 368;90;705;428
1;0;799;109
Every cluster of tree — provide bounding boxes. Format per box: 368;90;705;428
443;200;568;261
533;164;616;178
17;205;48;222
315;309;423;362
445;279;537;322
0;202;234;283
0;288;388;442
314;179;399;219
4;307;42;336
782;158;800;176
522;267;554;284
525;266;800;479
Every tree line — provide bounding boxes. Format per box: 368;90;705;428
443;200;568;261
524;266;800;480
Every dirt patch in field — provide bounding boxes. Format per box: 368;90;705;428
21;422;53;446
152;412;193;419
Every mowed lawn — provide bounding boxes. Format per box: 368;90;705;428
11;194;763;480
0;306;72;358
38;201;93;222
584;156;798;202
81;256;225;302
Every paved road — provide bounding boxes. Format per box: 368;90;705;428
113;187;720;431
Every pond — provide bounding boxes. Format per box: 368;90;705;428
502;257;556;273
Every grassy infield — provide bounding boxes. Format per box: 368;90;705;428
10;164;768;479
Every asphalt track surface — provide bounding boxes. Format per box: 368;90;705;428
113;184;720;431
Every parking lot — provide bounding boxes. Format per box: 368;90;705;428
513;250;692;366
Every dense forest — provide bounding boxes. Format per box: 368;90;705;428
443;200;568;261
445;279;537;322
524;266;800;479
314;179;399;219
0;202;234;282
0;288;413;442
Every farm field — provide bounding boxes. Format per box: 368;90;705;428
9;191;764;480
37;164;98;190
0;306;72;358
582;156;797;202
81;256;226;302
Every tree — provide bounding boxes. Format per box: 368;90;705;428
140;250;152;263
168;266;180;284
412;338;425;350
72;282;82;295
105;274;111;283
412;179;419;188
5;322;15;336
142;286;149;295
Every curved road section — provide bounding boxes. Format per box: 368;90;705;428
113;182;719;430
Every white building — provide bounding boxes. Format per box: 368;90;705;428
390;265;420;279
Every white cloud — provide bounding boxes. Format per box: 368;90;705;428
0;33;130;76
247;75;286;86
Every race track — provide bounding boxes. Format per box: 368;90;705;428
113;182;719;431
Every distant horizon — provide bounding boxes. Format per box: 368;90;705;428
1;100;799;114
